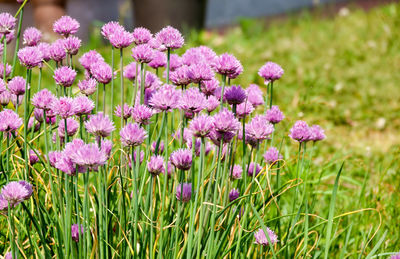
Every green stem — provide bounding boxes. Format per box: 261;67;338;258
269;81;274;109
110;47;114;140
158;112;168;259
23;69;31;180
8;204;17;258
103;83;106;113
166;48;171;84
10;7;23;78
132;146;140;256
140;62;145;104
3;40;7;82
219;74;226;109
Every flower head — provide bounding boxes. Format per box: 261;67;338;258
120;123;147;147
50;39;66;62
212;108;240;134
71;224;84;243
155;26;184;49
0;62;11;79
148;51;166;69
78;78;97;96
149;85;181;112
51;97;77;118
309;125;326;142
169;54;183;70
266;106;284;124
179;88;207;114
23;27;42;46
246;84;264;107
254;227;278;246
108;29;134;49
101;21;124;40
37;42;51;61
189;114;213;138
229;188;240;202
79;50;104;71
70;143;108;171
90;62;112;84
236;101;254;119
0;109;22;132
213;53;242;78
200;78;219;96
224;85;247;105
248;162;262;177
258;62;284;83
63;36;82;55
0;13;16;35
0;90;11;106
124;62;137;81
58;118;79;137
176;183;192;202
170;65;191;86
85;112;115;138
151;140;164;154
131;44;154;63
74;96;95;116
206;95;219;113
263;147;283;165
147;155;165;176
132;104;153;125
187;62;214;83
29;149;39;165
114;103;133;120
170;148;192;170
53;16;80;37
1;181;32;206
289;120;311;143
18;46;43;68
32;89;56;110
246;115;274;141
8;76;28;96
231;164;242;179
132;27;152;45
54;66;77;87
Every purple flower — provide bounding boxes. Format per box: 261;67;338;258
231;164;242;179
33;108;44;122
246;115;274;141
289;121;311;143
58;118;79;137
85;112;115;138
71;224;84;243
49;39;67;62
63;36;82;55
229;188;240;202
212;108;240;134
148;37;165;51
51;97;77;118
70;143;107;171
0;109;22;132
55;152;75;175
23;27;42;46
78;78;97;96
149;85;181;112
200;78;219;96
151;140;164;154
1;181;32;206
0;195;8;211
29;150;39;165
0;90;11;106
32;89;55;110
132;27;152;45
236;101;254;119
263;147;283;165
147;155;165;176
0;13;16;35
187;62;214;83
137;71;160;89
4;29;14;44
391;253;400;259
131;44;154;63
28;117;41;132
37;42;51;61
258;62;284;83
155;26;184;49
148;51;166;69
169;54;183;70
0;62;11;79
101;21;123;40
129;150;145;167
48;151;62;168
189;114;213;138
266;106;284;124
53;16;80;37
101;139;113;159
170;148;192;170
8;76;28;96
254;227;278;246
120;123;147;147
124;62;137;81
176;183;192;202
90;62;112;84
179;88;207;114
11;94;23;107
114;103;133;120
79;50;104;71
206;95;219;113
53;66;77;87
181;47;213;66
248;162;262;177
246;84;264;107
74;96;95;116
224;85;247;105
170;65;191;86
213;53;243;78
309;125;326;142
132;104;153;125
0;81;5;93
18;46;43;68
108;29;134;49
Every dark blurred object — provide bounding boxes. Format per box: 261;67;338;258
32;0;65;39
133;0;206;32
